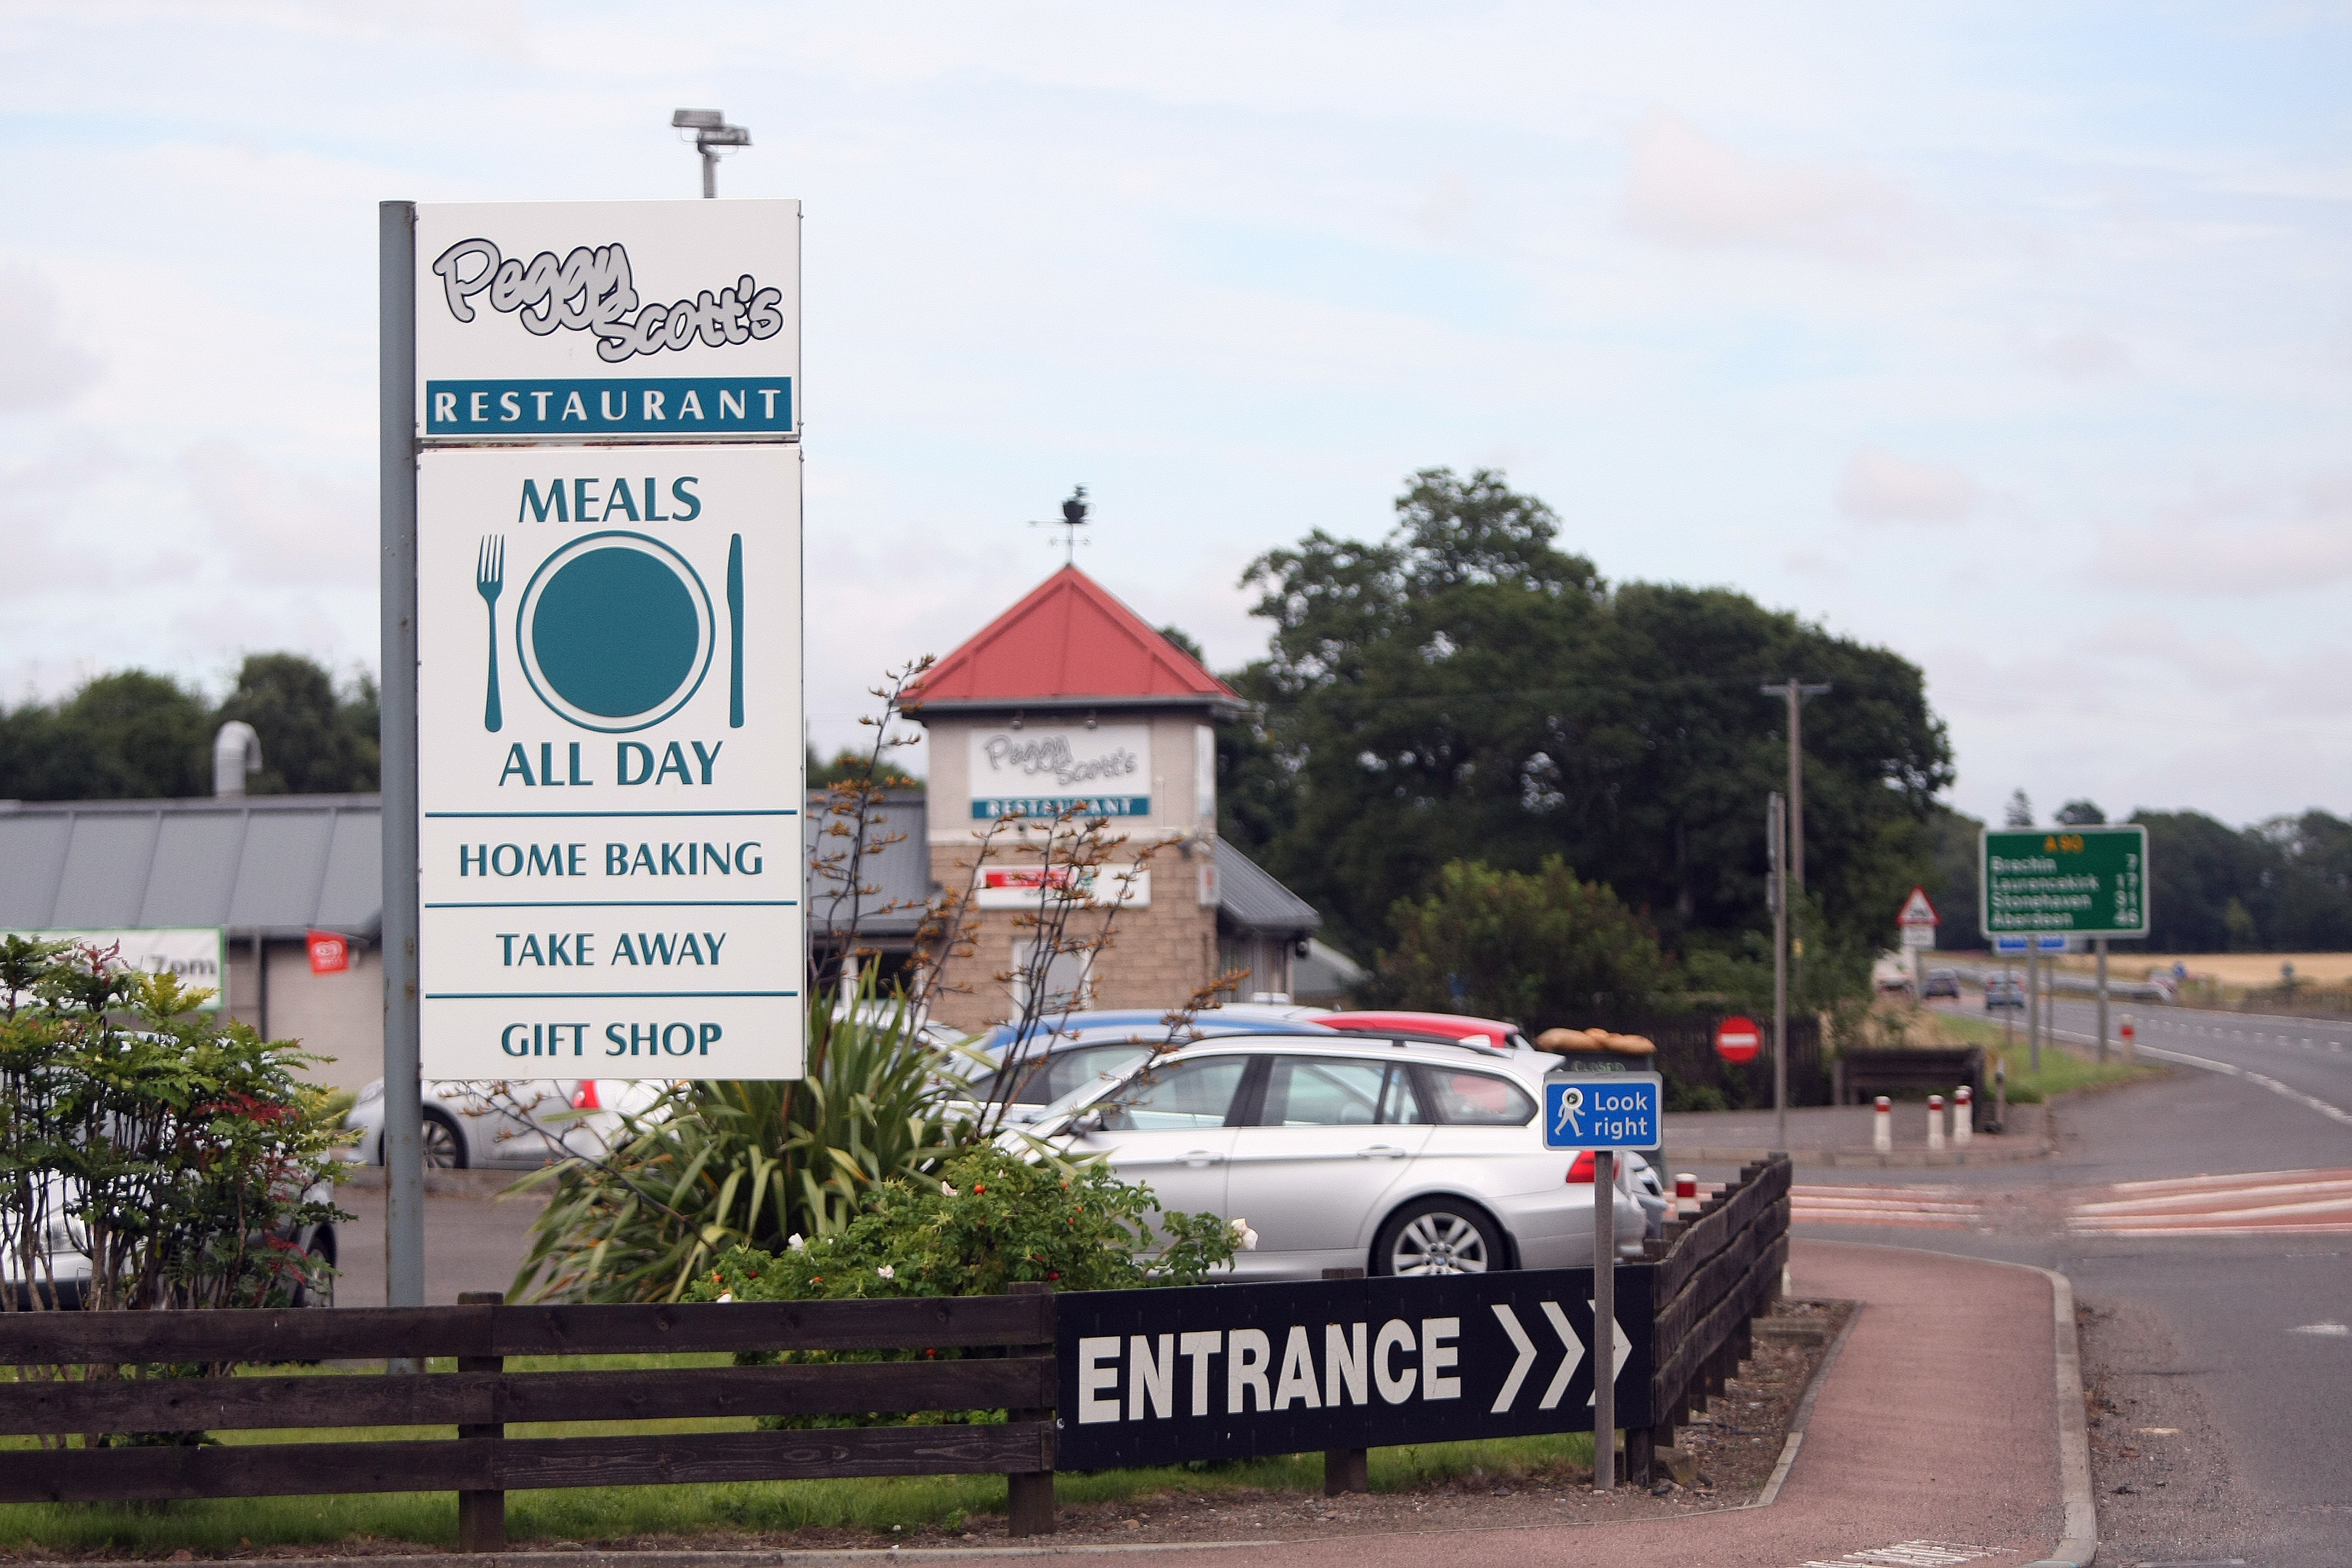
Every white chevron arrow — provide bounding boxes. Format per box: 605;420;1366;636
1490;1304;1538;1413
1583;1300;1633;1408
1538;1300;1585;1409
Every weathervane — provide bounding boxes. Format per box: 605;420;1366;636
1031;485;1090;566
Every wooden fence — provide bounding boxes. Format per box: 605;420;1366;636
3;1167;1796;1545
0;1285;1058;1551
1626;1153;1794;1486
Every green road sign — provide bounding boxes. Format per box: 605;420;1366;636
1980;825;2149;938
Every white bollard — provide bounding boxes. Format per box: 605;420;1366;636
1873;1095;1892;1153
1927;1095;1945;1152
1674;1172;1699;1219
1953;1086;1972;1147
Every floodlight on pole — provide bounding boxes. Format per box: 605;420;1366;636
671;108;751;199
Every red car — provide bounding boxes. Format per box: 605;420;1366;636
1311;1010;1535;1053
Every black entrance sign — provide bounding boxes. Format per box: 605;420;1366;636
1054;1267;1654;1469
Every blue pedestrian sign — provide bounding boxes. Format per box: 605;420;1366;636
1544;1073;1662;1151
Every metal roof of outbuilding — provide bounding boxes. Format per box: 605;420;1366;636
1214;839;1320;935
0;795;385;941
804;790;931;939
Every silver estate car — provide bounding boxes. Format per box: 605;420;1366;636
1019;1032;1649;1278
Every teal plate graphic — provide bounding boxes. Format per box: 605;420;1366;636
514;531;714;732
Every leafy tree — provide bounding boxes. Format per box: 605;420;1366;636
2054;799;2107;826
1368;857;1669;1024
1919;802;1988;951
1227;467;1951;997
807;745;920;790
0;653;380;801
0;671;212;801
216;654;380;796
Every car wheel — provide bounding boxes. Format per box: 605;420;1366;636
291;1225;337;1309
421;1107;467;1169
1373;1198;1506;1277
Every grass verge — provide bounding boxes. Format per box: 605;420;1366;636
1934;1013;2162;1102
0;1355;1593;1554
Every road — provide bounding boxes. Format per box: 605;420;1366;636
1754;995;2352;1565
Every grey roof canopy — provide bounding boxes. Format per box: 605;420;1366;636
1214;839;1320;935
0;788;1320;947
0;795;385;942
804;791;931;940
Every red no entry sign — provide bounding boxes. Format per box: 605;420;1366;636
1715;1015;1761;1065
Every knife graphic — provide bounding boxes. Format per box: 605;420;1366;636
727;534;744;729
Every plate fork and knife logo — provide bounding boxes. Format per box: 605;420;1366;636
475;533;745;734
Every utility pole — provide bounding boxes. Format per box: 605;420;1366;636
671;109;751;198
1769;791;1789;1153
1760;679;1834;893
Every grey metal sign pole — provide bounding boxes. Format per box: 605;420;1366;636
2027;944;2042;1073
1592;1148;1616;1492
1768;791;1788;1153
2096;936;2110;1063
377;200;425;1315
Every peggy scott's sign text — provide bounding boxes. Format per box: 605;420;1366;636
415;201;798;444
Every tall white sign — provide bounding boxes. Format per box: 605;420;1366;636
410;200;803;1081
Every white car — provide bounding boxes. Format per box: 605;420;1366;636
345;1077;592;1169
4;1172;338;1310
1019;1032;1651;1278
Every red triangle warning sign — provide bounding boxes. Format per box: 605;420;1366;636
1897;885;1940;926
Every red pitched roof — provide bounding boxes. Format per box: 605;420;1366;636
910;566;1241;712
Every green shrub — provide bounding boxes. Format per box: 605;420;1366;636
687;1144;1238;1304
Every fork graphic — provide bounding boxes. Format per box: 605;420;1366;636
476;535;505;732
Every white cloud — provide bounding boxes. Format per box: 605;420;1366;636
2034;330;2133;378
0;262;100;414
1837;446;1982;524
2094;471;2352;595
179;444;374;589
1621;110;1908;258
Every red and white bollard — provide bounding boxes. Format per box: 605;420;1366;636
1674;1172;1699;1219
1953;1085;1973;1148
1927;1094;1945;1152
2120;1014;2136;1066
1873;1095;1892;1153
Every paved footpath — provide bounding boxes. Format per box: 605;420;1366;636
1135;1239;2078;1568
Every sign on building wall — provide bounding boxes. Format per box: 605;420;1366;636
3;928;226;1012
414;201;798;442
410;198;804;1082
967;724;1151;820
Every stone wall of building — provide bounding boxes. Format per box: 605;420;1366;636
920;841;1219;1033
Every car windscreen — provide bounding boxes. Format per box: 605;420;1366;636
1097;1057;1249;1131
989;1042;1156;1106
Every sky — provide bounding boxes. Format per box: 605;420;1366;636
1;1;2347;829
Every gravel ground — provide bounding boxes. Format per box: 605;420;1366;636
0;1300;1853;1562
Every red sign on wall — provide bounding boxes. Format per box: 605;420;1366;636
307;931;351;975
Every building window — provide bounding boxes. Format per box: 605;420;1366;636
1010;940;1093;1014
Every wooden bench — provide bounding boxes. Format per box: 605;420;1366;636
1834;1047;1985;1126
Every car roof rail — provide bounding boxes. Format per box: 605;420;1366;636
1360;1029;1514;1058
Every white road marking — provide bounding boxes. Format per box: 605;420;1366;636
2291;1322;2348;1336
1795;1541;2009;1567
2068;1167;2352;1237
2038;1021;2352;1128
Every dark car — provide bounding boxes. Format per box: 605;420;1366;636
1922;968;1961;999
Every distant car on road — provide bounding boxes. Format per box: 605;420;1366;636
1922;968;1961;999
1984;977;2026;1010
